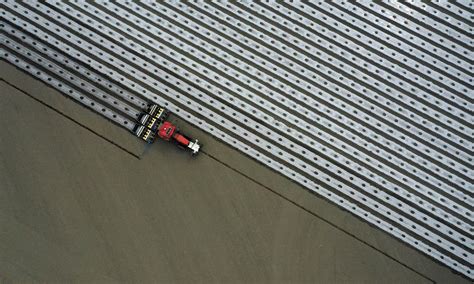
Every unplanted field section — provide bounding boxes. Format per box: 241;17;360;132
1;0;472;278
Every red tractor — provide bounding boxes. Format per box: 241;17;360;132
132;104;201;155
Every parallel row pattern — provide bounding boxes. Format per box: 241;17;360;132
1;0;472;278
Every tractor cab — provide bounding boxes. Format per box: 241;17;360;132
158;121;176;141
157;121;202;155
